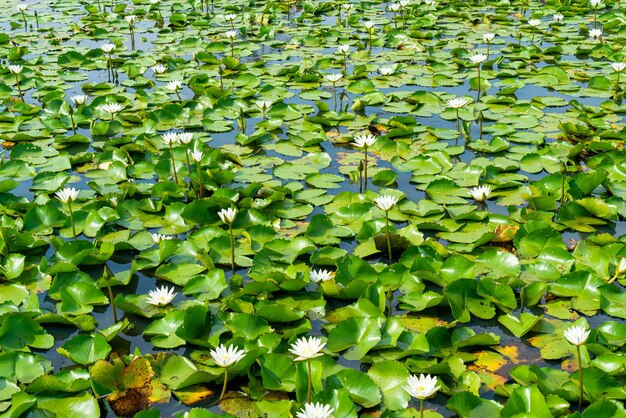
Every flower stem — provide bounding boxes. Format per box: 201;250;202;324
69;108;77;134
577;345;584;410
363;147;368;192
332;83;337;111
420;398;424;418
476;66;481;100
68;201;76;240
357;160;362;193
229;223;235;273
185;148;191;179
196;163;204;198
456;108;460;133
105;276;118;323
385;211;392;260
107;52;113;78
169;143;179;184
14;74;23;100
21;12;27;31
307;359;312;403
219;368;229;400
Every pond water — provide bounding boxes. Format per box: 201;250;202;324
2;0;626;417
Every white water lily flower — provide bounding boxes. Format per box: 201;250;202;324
447;97;470;109
162;132;179;145
341;3;353;10
17;4;28;12
177;132;193;144
309;269;334;283
590;0;603;6
8;65;23;74
528;18;542;27
224;13;237;21
337;44;350;54
55;187;79;203
210;344;247;368
353;133;377;148
289;336;326;361
400;0;410;5
403;374;440;400
424;0;436;6
379;66;395;76
469;185;492;202
124;15;137;24
218;207;237;224
256;100;273;111
553;13;564;22
224;30;238;39
482;32;495;42
325;73;343;83
469;53;488;64
150;232;166;244
375;195;399;211
101;43;115;53
191;151;204;162
98;103;124;115
110;196;118;207
564;325;590;346
150;233;174;243
165;80;183;92
389;3;401;12
611;62;626;73
146;285;176;306
589;28;602;39
70;95;87;106
152;63;167;74
363;20;375;30
296;403;334;418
